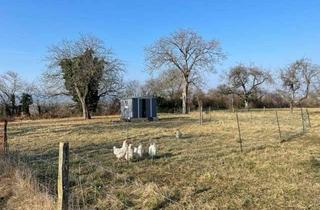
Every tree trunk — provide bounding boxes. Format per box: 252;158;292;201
290;101;293;113
37;105;41;116
290;91;294;113
182;82;189;114
10;94;16;116
244;99;249;111
231;94;235;112
75;85;90;120
3;104;7;117
80;99;91;120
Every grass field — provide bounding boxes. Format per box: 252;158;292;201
5;109;320;209
0;158;54;210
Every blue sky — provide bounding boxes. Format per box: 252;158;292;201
0;0;320;88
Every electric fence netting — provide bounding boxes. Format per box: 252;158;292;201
1;108;314;209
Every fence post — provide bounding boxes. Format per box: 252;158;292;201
231;94;235;113
209;106;211;122
235;113;243;152
300;107;305;133
199;102;203;125
275;111;281;141
306;108;311;128
58;142;69;210
1;120;8;157
126;121;129;140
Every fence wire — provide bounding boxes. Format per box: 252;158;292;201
2;108;313;209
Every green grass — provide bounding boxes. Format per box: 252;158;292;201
6;109;320;209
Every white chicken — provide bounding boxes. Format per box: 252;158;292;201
137;144;143;158
134;144;143;159
148;142;157;159
125;144;134;161
133;147;138;154
113;140;128;160
176;129;182;139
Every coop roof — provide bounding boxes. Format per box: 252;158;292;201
121;96;155;100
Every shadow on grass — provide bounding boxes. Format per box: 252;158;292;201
8;149;59;195
311;156;320;168
309;156;320;181
62;117;198;136
154;193;181;209
130;153;175;163
280;131;307;143
9;116;200;140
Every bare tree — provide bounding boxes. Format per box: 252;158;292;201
141;78;162;97
0;71;23;116
142;69;183;99
122;80;144;97
279;58;319;112
217;84;237;111
227;64;272;109
158;69;184;99
145;29;225;114
45;35;124;119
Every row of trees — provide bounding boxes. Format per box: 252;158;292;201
219;58;319;112
0;71;34;116
133;30;320;114
124;58;320;113
1;29;319;120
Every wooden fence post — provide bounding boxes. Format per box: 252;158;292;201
58;142;69;210
1;120;8;157
199;102;203;125
306;108;311;128
209;106;211;122
235;113;243;152
275;111;281;141
300;107;305;133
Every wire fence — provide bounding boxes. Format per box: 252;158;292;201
1;108;313;209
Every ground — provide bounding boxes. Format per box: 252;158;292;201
5;109;320;209
0;158;54;210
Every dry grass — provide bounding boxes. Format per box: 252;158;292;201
5;108;320;209
0;158;54;210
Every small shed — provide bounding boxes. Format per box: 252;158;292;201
120;97;157;121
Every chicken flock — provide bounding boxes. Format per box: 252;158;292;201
113;140;157;161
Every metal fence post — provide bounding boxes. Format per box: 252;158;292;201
275;111;281;141
300;107;305;133
235;113;243;152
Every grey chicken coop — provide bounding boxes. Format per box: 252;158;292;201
120;97;157;121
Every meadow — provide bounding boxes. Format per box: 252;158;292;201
5;109;320;209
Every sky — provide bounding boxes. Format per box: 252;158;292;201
0;0;320;89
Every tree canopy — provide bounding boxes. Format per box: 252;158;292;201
145;29;225;114
46;35;124;119
226;64;273;109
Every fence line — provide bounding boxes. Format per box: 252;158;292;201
235;112;243;152
3;108;314;209
58;142;69;210
275;111;281;141
1;120;8;157
69;148;186;209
